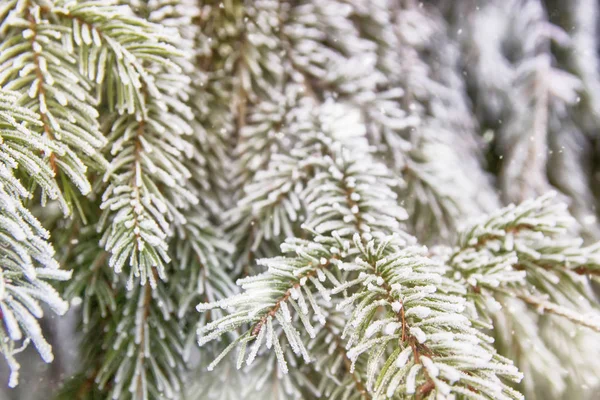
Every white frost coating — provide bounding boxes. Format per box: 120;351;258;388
420;356;439;377
406;306;431;319
1;305;22;340
9;300;53;363
265;316;274;349
272;330;288;374
346;348;358;362
406;364;421;394
280;301;292;322
316;268;326;282
391;301;402;313
246;325;266;366
410;327;427;344
384;322;401;336
365;323;381;338
438;364;461;383
290;287;300;300
395;346;412;368
8;368;19;389
39;1;598;395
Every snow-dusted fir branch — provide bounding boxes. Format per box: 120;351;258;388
442;192;600;397
337;235;523;400
98;82;196;288
441;193;600;360
92;279;185;400
197;231;524;399
448;193;600;286
93;15;197;288
0;0;108;213
196;235;344;373
59;214;207;400
53;0;184;115
0;194;71;384
198;130;411;364
0;89;59;202
225;92;375;273
62;222;114;326
0;89;72;387
53;218;116;399
0;0;198;288
284;0;497;243
56;3;217;398
197;134;523;398
2;0;600;398
61;220;190;400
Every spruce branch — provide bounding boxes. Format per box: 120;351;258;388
442;191;600;397
53;0;185;116
447;192;600;299
197;132;523;398
337;235;522;400
0;0;108;213
0;89;59;203
0;88;72;388
0;0;599;398
98;43;197;288
198;134;410;369
89;277;185;400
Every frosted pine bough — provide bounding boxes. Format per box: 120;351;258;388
0;0;600;399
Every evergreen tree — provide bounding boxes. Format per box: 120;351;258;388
1;0;600;399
